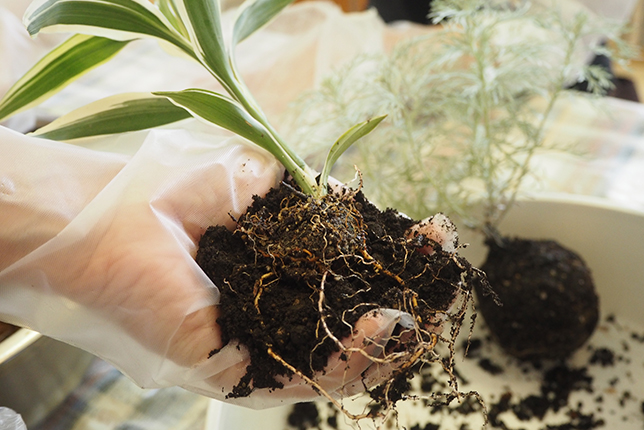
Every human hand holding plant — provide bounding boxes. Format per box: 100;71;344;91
0;125;447;405
0;126;276;392
0;0;483;419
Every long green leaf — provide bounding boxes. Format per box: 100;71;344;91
233;0;295;46
319;115;387;191
156;88;318;194
156;0;189;38
173;0;236;92
24;0;193;55
32;93;191;140
0;35;128;122
154;89;275;150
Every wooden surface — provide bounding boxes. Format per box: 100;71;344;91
295;0;369;12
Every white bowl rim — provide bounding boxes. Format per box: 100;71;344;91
518;191;644;217
0;328;41;365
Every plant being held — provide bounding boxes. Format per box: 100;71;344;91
0;0;489;421
0;0;383;198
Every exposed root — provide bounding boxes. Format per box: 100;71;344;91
267;347;374;421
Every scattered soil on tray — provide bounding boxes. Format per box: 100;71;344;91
285;314;644;430
288;402;322;430
196;180;488;405
476;237;599;360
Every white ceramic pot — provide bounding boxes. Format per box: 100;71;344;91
205;194;644;430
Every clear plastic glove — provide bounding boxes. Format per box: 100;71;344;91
0;1;459;408
0;407;27;430
0;125;449;408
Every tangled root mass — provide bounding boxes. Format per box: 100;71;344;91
196;182;487;407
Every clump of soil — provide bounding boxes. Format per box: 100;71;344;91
476;237;599;360
196;180;487;409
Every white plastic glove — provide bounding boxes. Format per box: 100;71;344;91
0;125;435;408
0;407;27;430
0;1;459;408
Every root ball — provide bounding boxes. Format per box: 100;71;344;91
476;237;599;360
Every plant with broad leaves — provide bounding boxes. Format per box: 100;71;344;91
0;0;384;198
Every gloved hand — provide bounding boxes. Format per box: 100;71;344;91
0;124;449;408
0;1;460;407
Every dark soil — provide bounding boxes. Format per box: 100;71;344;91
0;322;18;342
476;237;599;360
288;402;321;430
196;180;487;403
480;359;604;430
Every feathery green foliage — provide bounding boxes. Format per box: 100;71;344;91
285;0;635;231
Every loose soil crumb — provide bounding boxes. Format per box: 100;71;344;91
288;403;321;430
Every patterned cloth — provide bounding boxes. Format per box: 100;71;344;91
528;95;644;211
31;359;209;430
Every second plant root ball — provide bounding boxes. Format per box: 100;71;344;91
476;237;599;360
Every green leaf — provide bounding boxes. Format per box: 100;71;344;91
233;0;295;46
33;93;191;140
154;89;276;150
157;88;318;194
174;0;236;92
319;115;387;191
24;0;193;54
0;35;128;122
156;0;189;38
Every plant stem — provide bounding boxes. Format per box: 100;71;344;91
468;15;498;229
491;14;582;230
222;70;321;196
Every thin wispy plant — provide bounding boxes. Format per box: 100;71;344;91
285;0;634;235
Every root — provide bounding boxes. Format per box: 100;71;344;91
316;272;438;368
253;272;279;312
263;249;483;425
267;347;374;421
359;249;406;286
310;269;449;422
